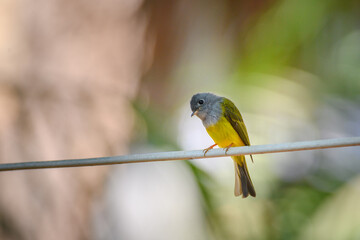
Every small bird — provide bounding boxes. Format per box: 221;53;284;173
190;93;256;198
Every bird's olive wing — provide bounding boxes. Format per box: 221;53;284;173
222;98;251;147
222;98;254;161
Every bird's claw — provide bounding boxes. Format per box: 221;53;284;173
203;143;217;156
224;143;234;154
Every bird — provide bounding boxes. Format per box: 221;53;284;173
190;92;256;198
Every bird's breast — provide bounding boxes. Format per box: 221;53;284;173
205;117;244;148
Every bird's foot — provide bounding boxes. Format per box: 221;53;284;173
224;143;234;154
203;143;217;156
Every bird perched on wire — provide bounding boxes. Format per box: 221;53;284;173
190;93;256;198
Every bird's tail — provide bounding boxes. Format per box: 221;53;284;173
233;156;256;198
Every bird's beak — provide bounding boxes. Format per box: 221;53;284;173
191;109;198;117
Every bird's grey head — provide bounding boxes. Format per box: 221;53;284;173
190;93;222;121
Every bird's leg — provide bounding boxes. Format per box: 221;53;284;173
203;143;217;156
224;143;234;154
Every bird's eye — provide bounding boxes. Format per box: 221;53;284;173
198;99;204;105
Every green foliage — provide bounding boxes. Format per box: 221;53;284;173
269;182;331;240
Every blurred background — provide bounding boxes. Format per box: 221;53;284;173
0;0;360;239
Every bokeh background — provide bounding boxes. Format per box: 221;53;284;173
1;0;360;239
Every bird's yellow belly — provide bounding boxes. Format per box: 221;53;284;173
205;117;245;148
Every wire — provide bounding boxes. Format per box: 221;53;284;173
0;137;359;171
